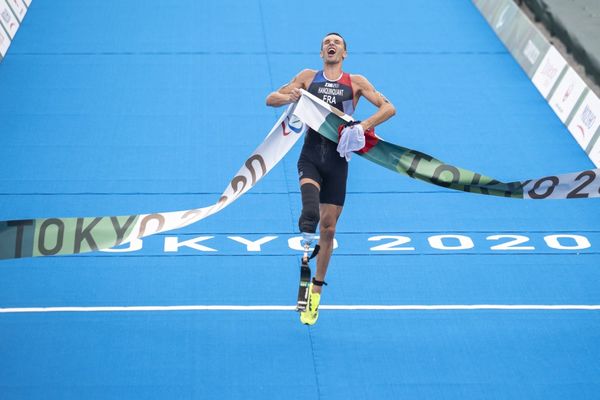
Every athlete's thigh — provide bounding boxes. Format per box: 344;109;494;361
319;163;348;206
297;147;323;187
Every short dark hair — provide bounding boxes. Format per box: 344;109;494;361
322;32;347;50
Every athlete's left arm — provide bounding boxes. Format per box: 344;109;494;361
352;75;396;131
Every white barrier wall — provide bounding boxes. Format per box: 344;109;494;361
0;0;30;62
473;0;600;167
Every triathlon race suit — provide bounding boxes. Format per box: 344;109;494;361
297;70;355;206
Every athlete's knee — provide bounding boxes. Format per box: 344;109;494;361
320;225;336;241
298;183;320;233
319;219;336;241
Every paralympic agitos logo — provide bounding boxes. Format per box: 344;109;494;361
282;115;304;136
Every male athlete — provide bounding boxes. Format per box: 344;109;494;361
266;33;396;325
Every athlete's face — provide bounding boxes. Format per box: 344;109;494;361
320;35;347;64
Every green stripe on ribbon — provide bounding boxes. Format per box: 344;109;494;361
297;89;599;201
315;103;525;198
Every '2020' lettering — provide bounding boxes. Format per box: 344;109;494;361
368;234;590;251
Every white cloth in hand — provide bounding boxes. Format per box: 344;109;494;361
337;123;365;161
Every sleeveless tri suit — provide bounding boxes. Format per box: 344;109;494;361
297;70;356;206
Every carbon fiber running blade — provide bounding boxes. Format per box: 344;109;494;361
296;260;311;312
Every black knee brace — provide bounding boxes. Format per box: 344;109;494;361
298;184;320;233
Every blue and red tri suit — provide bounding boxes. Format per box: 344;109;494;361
297;70;356;206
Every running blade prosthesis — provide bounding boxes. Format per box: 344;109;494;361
296;244;320;312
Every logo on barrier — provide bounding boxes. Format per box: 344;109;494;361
561;82;574;104
496;6;509;29
541;63;558;81
9;0;24;20
532;47;567;98
550;68;586;122
568;92;600;149
523;40;540;65
581;105;597;128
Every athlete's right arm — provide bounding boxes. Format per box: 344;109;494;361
266;69;315;107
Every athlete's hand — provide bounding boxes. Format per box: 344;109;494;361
288;88;302;103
